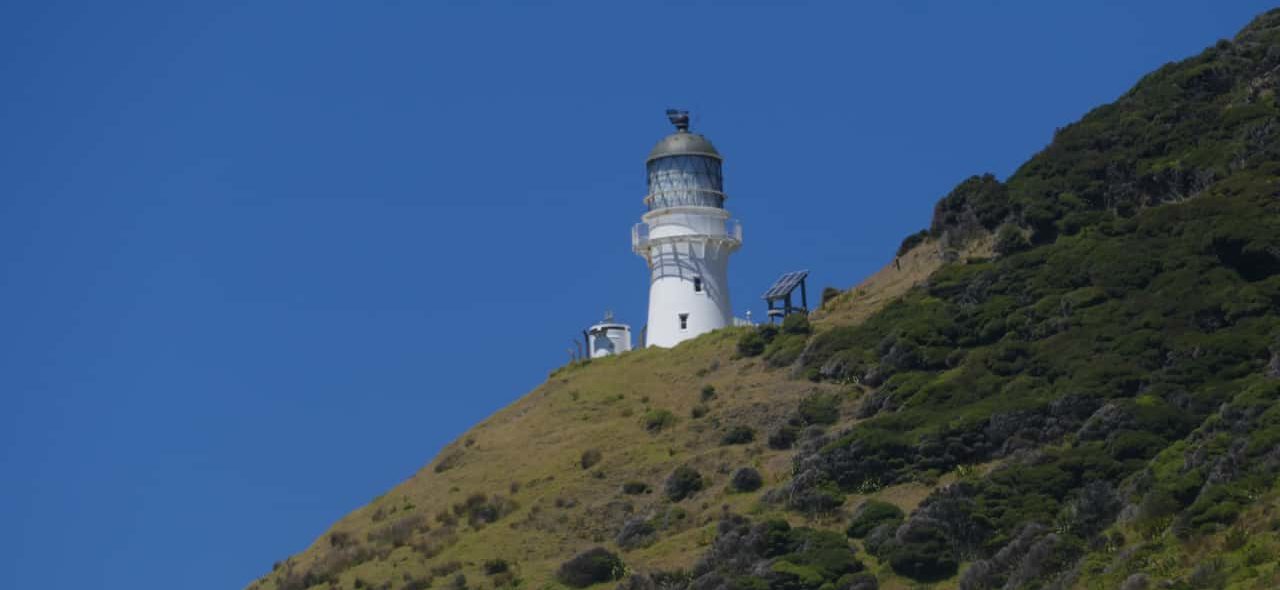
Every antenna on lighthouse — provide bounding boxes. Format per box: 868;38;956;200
665;109;690;132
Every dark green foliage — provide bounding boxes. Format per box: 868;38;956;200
798;392;842;425
768;424;800;450
451;494;518;528
770;16;1280;586
366;514;427;547
762;333;807;368
882;523;958;582
690;404;709;419
750;315;813;368
846;500;904;539
483;559;510;575
700;384;717;402
665;466;705;501
897;229;929;256
580;449;602;470
993;224;1029;255
621;481;651;495
689;516;867;590
758;324;779;343
821;286;842;308
730;467;763;492
782;313;811;335
642;409;676;432
930;174;1012;251
721;426;756;445
616;518;658;549
556;547;624;588
738;331;766;357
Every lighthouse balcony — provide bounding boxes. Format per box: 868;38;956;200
633;219;742;256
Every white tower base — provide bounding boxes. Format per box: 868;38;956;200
634;207;741;348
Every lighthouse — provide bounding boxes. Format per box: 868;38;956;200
633;110;742;348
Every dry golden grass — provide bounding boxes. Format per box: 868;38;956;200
249;243;958;590
813;235;992;328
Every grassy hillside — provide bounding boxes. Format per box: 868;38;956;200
251;10;1280;590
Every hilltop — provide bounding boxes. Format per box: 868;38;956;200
251;10;1280;590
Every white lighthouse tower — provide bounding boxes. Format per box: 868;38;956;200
633;110;742;348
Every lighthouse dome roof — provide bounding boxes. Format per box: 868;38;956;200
647;130;721;162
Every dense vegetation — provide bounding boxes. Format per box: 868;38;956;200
743;11;1280;587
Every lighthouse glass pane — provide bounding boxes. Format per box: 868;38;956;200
646;155;724;210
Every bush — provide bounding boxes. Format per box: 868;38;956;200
799;392;842;425
738;331;766;357
700;384;717;402
759;324;780;343
451;494;518;528
557;547;625;587
691;404;709;419
768;424;800;450
897;229;930;256
483;559;510;575
721;426;756;445
621;481;651;495
580;449;602;470
367;514;427;546
642;409;676;432
730;467;764;492
782;313;812;335
763;334;808;368
616;517;657;549
994;223;1029;255
846;500;904;538
821;286;842;308
665;466;705;501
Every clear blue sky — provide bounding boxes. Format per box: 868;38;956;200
0;1;1270;588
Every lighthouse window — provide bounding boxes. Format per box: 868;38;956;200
693;277;703;293
679;313;689;331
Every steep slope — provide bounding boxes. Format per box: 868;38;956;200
252;11;1280;590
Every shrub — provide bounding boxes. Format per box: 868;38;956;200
763;334;808;368
738;331;766;357
768;424;800;450
642;409;676;432
434;449;464;473
994;223;1029;255
700;384;717;402
557;547;625;587
665;466;705;501
721;426;756;445
897;229;930;256
758;324;779;343
821;286;842;308
451;494;517;527
846;500;904;538
616;517;658;549
367;514;427;546
782;313;812;335
691;404;709;419
621;481;651;495
799;392;841;425
483;559;510;575
580;449;603;470
885;539;957;581
730;467;764;492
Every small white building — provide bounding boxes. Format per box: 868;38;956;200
587;313;632;358
633;111;742;348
